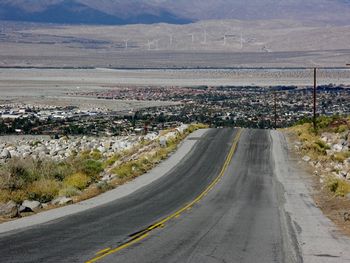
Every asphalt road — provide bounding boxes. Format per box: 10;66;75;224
0;128;238;263
96;129;299;263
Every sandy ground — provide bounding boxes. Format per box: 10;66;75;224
1;68;349;109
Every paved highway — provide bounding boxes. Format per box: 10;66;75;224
2;128;349;263
93;129;300;263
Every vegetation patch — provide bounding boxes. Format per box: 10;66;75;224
327;178;350;197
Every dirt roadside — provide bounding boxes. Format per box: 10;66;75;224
285;130;350;236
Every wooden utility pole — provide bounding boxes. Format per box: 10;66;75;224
313;68;317;132
274;91;277;129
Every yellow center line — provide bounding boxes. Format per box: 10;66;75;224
87;234;149;263
85;129;242;263
95;248;111;256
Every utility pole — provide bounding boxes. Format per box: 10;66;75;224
313;67;317;133
274;91;277;129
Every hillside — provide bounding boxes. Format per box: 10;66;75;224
0;0;350;25
0;0;192;25
288;116;350;234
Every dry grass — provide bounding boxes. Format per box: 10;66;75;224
27;179;60;203
327;177;350;197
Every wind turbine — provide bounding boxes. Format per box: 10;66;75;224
154;39;159;50
169;34;173;47
187;34;195;46
124;39;129;50
203;29;207;44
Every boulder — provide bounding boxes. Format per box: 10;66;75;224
0;201;18;218
159;137;167;148
51;197;73;206
302;156;311;162
101;173;116;182
0;149;11;159
9;150;19;158
21;200;42;212
332;144;343;152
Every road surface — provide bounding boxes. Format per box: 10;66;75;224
1;128;350;263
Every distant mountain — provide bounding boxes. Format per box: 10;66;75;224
0;0;193;25
0;0;350;25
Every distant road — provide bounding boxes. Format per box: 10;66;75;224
1;129;350;263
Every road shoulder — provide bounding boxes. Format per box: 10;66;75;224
271;130;350;262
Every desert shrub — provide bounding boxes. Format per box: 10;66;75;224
336;125;348;133
11;190;28;203
96;181;112;192
333;151;350;163
59;186;81;197
156;148;169;160
315;140;330;150
90;149;102;160
80;159;103;179
0;158;38;190
27;179;60;203
317;116;337;129
112;162;133;178
104;154;121;167
0;189;28;203
64;172;90;190
135;157;153;173
33;159;72;181
327;178;350;197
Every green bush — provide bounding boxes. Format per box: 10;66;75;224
64;172;90;190
112;162;133;178
104;154;120;167
80;159;103;179
90;150;102;160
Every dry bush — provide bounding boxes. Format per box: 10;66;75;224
327;177;350;197
27;179;60;203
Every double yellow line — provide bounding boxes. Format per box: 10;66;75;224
86;129;242;263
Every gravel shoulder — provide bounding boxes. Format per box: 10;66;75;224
0;128;209;235
272;130;350;262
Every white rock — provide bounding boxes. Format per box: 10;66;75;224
21;200;42;212
0;149;11;159
101;173;116;182
9;150;19;158
0;201;18;217
332;144;343;152
51;196;73;206
302;156;311;162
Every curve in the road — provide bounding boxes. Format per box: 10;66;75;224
86;129;242;263
0;128;238;263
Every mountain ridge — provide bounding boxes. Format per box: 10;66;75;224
0;0;349;25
